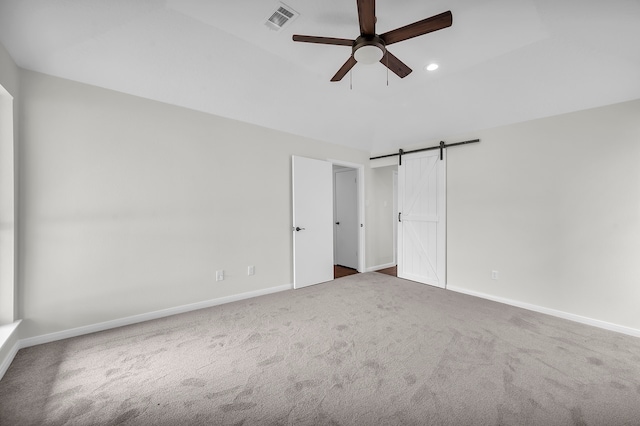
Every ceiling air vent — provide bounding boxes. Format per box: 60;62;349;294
265;3;299;31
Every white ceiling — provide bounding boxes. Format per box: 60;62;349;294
1;0;639;155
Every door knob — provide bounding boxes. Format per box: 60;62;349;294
335;222;340;225
295;227;305;232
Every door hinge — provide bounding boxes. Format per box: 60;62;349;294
398;212;402;222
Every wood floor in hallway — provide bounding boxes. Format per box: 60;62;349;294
334;265;397;279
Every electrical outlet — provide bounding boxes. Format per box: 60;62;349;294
491;270;499;280
216;270;224;281
248;266;255;276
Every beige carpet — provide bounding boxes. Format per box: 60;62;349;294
1;272;640;425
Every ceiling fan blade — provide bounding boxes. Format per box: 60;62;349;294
380;11;452;45
292;35;354;46
331;56;357;82
380;50;412;78
357;0;376;36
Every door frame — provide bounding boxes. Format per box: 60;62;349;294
328;159;365;273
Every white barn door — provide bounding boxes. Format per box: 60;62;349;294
398;149;446;288
292;156;334;289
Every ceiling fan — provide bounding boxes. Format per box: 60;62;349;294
292;0;452;82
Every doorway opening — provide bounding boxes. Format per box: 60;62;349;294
333;165;358;278
377;170;398;277
291;156;364;288
331;160;364;279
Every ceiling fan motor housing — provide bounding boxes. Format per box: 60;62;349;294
291;1;452;81
353;35;385;64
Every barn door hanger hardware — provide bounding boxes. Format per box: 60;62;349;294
397;143;441;165
370;138;481;165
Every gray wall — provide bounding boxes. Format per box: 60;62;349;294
16;69;370;339
369;100;640;334
3;39;640;345
366;165;396;269
370;99;640;332
445;99;640;331
0;43;18;95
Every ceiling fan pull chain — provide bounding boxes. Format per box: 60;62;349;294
386;53;389;86
350;68;353;90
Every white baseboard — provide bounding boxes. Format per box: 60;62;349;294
0;341;19;381
6;282;638;382
19;284;292;349
366;262;396;272
446;285;640;338
0;320;22;380
1;286;291;380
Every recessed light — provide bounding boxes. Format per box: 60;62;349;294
425;63;439;71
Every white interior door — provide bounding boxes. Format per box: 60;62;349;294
334;169;358;269
398;149;446;287
292;156;334;289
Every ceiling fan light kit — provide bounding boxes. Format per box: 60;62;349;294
292;0;452;82
353;36;385;64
